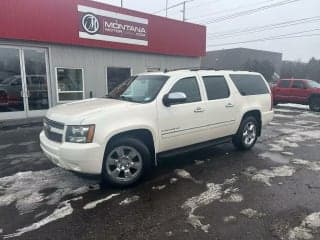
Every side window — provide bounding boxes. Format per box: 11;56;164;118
292;81;305;89
278;80;291;88
170;77;201;104
203;76;230;100
230;74;269;96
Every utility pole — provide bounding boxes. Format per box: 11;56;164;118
165;0;169;17
121;0;123;7
182;1;186;21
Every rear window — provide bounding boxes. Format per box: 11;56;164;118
230;74;269;96
292;80;305;89
202;76;230;100
278;80;291;88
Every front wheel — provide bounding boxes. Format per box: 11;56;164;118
233;116;259;150
309;96;320;112
102;138;151;187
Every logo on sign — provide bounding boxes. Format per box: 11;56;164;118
82;13;100;34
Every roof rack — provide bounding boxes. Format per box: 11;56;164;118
163;67;218;73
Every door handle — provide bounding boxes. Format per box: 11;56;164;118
225;103;234;108
194;107;205;113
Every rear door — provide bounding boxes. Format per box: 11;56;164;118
290;80;309;103
198;72;238;138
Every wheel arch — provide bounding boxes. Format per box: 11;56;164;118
239;109;262;136
308;93;320;102
103;128;157;168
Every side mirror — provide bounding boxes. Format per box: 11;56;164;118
163;92;187;107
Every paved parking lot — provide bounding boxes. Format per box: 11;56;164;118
0;105;320;240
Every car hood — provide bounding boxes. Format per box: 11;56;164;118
46;98;130;124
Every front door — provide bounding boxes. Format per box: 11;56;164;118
157;75;208;152
0;46;50;120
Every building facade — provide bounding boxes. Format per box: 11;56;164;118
0;0;206;120
201;48;282;75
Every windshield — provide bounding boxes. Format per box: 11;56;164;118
307;80;320;88
107;75;169;103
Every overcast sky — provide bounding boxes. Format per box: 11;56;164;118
94;0;320;61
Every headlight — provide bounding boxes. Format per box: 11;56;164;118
66;125;95;143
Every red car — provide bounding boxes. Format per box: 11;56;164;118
272;79;320;112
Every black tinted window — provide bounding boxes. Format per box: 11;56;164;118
279;80;291;88
203;76;230;100
170;77;201;103
230;74;269;96
292;81;305;89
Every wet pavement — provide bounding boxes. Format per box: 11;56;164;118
0;104;320;240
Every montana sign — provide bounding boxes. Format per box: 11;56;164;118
78;5;149;46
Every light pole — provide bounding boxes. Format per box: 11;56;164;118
166;0;168;17
121;0;123;7
182;1;186;21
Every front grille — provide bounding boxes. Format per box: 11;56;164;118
44;118;64;129
44;118;64;143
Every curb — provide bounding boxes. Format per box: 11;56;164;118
0;117;43;131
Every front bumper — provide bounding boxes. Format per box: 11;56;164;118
40;131;103;174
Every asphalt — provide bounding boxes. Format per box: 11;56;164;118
0;105;320;240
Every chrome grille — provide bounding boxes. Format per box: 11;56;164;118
44;118;64;143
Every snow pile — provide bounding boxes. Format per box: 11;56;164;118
288;212;320;240
0;168;98;214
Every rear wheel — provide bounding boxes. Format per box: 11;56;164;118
102;138;151;187
233;116;259;150
309;96;320;112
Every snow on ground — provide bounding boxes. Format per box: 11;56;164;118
223;216;237;223
119;195;140;206
83;193;120;210
3;197;82;239
291;159;320;172
175;169;202;184
0;144;13;150
17;141;37;146
243;166;296;186
152;185;166;190
278;104;310;110
181;176;240;233
0;168;98;214
240;208;266;219
170;178;178;184
274;113;295;119
288;212;320;240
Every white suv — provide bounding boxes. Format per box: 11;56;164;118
40;70;274;187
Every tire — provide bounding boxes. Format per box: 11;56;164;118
232;116;259;150
102;138;152;187
309;96;320;112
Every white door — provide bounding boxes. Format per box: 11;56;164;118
0;46;50;121
199;74;238;138
157;75;208;152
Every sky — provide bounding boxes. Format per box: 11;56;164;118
93;0;320;62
